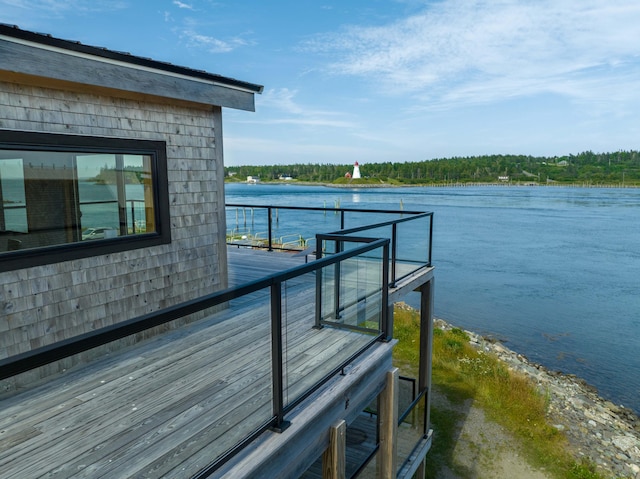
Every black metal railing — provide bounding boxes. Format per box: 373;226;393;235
396;376;430;477
1;198;148;240
225;204;433;286
0;235;390;476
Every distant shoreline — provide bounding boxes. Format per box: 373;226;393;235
227;180;640;189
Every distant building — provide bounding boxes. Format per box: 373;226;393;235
498;175;509;182
353;161;361;179
247;176;261;183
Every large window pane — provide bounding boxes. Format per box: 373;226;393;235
77;154;156;240
0;150;157;253
0;131;169;270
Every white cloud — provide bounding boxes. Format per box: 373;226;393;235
173;0;193;10
179;29;247;53
307;0;640;110
255;88;359;129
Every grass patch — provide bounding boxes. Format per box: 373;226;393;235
392;306;608;479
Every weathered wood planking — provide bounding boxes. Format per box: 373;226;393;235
0;249;383;478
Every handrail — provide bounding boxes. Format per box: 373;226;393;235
225;204;434;284
1;233;392;476
326;211;434;285
226;203;426;216
0;237;388;381
3;202;432;476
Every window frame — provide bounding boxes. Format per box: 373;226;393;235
0;130;171;272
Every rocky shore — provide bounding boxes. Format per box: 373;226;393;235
434;318;640;479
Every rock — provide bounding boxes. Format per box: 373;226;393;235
433;316;640;479
613;434;638;452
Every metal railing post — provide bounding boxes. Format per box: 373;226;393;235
314;234;323;329
391;223;397;287
270;281;290;432
428;213;434;267
381;241;391;340
333;239;343;319
267;207;273;251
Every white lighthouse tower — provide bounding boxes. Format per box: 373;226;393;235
352;161;361;179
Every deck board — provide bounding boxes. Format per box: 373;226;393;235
0;248;387;479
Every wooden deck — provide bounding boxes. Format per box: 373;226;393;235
0;248;433;478
0;248;387;478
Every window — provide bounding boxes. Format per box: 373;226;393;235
0;130;170;271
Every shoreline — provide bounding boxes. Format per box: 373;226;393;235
433;318;640;478
226;180;640;189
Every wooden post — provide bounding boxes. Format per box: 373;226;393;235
322;419;346;479
417;277;435;478
378;367;399;478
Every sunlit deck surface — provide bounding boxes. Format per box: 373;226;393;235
0;248;414;479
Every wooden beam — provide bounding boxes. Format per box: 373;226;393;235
378;367;399;478
0;39;256;111
322;419;346;479
216;342;394;479
417;277;435;478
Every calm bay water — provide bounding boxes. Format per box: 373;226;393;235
226;183;640;413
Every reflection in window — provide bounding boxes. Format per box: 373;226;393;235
0;149;157;253
0;158;28;239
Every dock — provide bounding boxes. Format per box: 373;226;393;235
0;247;433;478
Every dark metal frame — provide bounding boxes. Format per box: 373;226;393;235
225;203;434;286
314;233;391;338
0;129;171;272
0;236;390;477
325;212;433;287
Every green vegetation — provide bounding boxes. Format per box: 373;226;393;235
225;150;640;186
392;306;608;479
92;167;144;184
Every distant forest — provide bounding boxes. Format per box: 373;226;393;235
225;150;640;186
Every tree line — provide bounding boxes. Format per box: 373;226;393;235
225;150;640;185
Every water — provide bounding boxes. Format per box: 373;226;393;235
225;183;640;413
1;179;146;232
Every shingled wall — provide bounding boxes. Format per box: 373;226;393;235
0;81;228;372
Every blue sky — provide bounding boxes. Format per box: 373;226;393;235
2;1;640;166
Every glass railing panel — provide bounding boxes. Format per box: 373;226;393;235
225;205;270;246
282;241;386;412
341;210;403;231
226;206;344;250
0;289;276;478
270;208;340;250
397;390;428;475
279;270;322;408
395;214;431;264
346;411;379;478
317;243;384;333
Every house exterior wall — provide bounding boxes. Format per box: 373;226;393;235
0;80;228;362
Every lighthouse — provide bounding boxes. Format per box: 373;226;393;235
352;161;361;179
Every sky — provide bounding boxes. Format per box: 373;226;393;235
2;0;640;166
